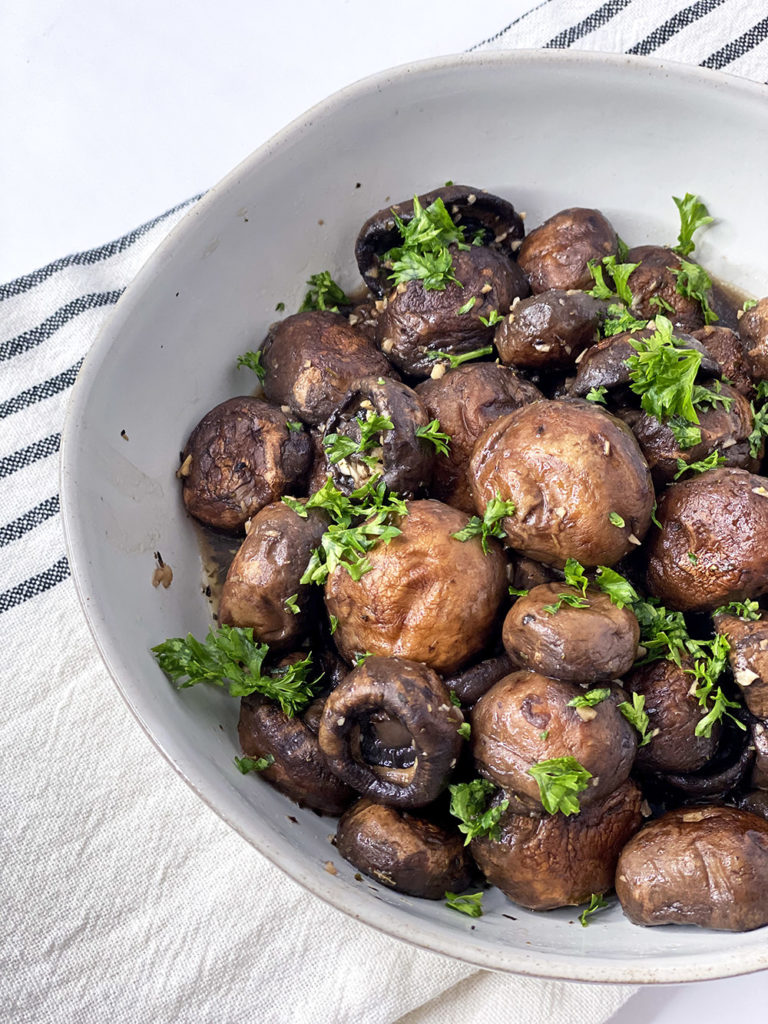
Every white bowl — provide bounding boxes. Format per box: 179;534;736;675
60;50;768;983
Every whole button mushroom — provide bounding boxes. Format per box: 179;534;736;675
626;246;708;333
416;363;542;513
517;207;618;294
260;311;396;426
325;499;508;674
749;719;768;790
471;780;642;910
502;583;640;683
317;657;463;808
218;501;327;651
619;383;755;486
355;184;526;297
180;396;312;532
623;657;720;774
494;289;606;370
646;468;768;611
692;325;755;399
471;672;638;812
615;806;768;931
374;245;529;378
322;376;434;497
336;799;473;898
714;612;768;718
737;296;768;378
238;693;354;816
469;399;654;567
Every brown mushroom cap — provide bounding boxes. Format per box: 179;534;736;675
618;382;755;486
218;502;327;650
471;779;642;910
238;694;354;815
714;612;768;718
374;245;529;378
317;656;463;808
502;583;640;683
750;719;768;790
646;468;768;611
517;208;618;294
626;246;707;333
443;652;516;706
615;805;768;930
494;289;606;369
180;396;312;532
737;296;768;378
624;657;720;774
336;798;473;898
260;311;396;426
325;499;508;674
468;399;654;567
692;325;755;399
416;363;542;513
471;672;637;811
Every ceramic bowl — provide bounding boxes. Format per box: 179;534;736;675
60;50;768;982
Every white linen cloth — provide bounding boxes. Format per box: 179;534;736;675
2;3;766;1021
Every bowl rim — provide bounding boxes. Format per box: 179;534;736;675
60;48;768;984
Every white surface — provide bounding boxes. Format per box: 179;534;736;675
4;2;768;1020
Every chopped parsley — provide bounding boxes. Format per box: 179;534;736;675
543;591;590;615
234;754;275;774
237;349;266;382
452;493;516;554
688;551;698;565
508;586;529;598
428;345;494;369
602;304;648;338
415;419;451;456
580;893;610;927
670;259;718;325
285;420;304;433
445;891;484;918
617;692;652;746
563;557;589;595
626;316;701;422
323;410;394;468
674;450;726;479
275;301;286;312
587;255;640;305
528;757;592;816
152;626;319;717
608;512;625;528
669;417;702;450
354;651;373;666
299;271;350;312
742;298;759;312
284;593;300;615
714;599;761;621
748;381;768;458
568;688;610;708
672;193;713;258
594;566;640;609
449;778;508;845
687;633;745;738
329;613;339;635
382;196;467;291
457;722;471;740
458;296;476;314
586;386;608;405
449;690;462;708
479;309;504;327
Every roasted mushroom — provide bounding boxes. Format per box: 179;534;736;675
415;363;542;513
750;718;768;791
471;672;638;811
322;377;434;497
692;325;755;399
494;289;606;369
325;499;507;674
355;184;525;297
180;396;312;532
443;651;515;706
468;399;654;567
502;584;640;683
615;805;768;930
646;468;768;611
471;780;642;910
218;501;327;649
336;798;472;898
714;611;768;718
626;246;708;333
517;208;618;294
738;297;768;378
374;245;529;378
260;311;396;426
238;693;354;815
318;657;463;807
623;657;719;774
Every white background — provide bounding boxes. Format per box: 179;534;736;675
4;2;768;1019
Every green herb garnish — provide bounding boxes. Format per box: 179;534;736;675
449;778;508;845
528;757;592;816
452;493;515;554
670;259;718;325
602;304;648;338
748;381;768;458
329;613;339;635
714;599;761;621
672;193;713;258
594;566;640;609
429;345;494;369
237;349;266;382
568;688;610;708
284;594;300;615
542;592;591;615
415;419;451;456
457;722;471;740
445;891;484;918
580;893;610;927
617;692;652;746
458;296;476;314
234;754;275;775
674;450;726;479
382;196;466;291
585;386;608;404
299;271;350;312
479;309;504;327
286;420;304;433
609;511;625;528
563;557;589;596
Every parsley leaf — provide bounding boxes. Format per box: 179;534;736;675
415;419;451;456
445;891;484;918
609;512;625;527
479;309;504;327
674;450;726;479
528;757;592;816
669;417;702;450
449;779;508;845
602;303;648;338
543;592;590;615
626;316;702;423
452;493;515;554
586;386;608;405
234;754;275;774
428;345;494;369
580;893;610;927
742;298;758;312
299;271;350;312
748;380;768;459
670;260;718;325
458;296;476;315
568;687;610;708
594;566;640;609
687;633;746;738
587;256;640;305
563;558;589;596
152;626;318;716
284;594;300;615
694;684;745;739
286;420;304;433
714;599;761;622
329;613;339;635
617;692;652;746
672;193;713;258
323;410;394;468
383;196;466;292
237;350;266;382
457;722;471;740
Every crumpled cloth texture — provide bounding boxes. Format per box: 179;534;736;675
3;2;766;1021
